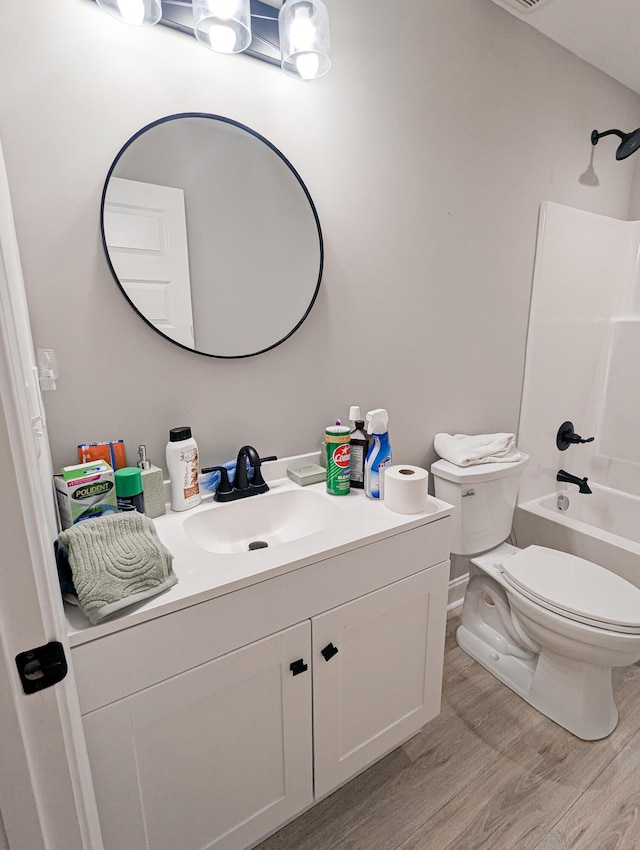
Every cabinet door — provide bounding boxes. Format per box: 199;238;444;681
312;563;449;798
83;621;313;850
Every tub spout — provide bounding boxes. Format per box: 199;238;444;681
557;469;592;494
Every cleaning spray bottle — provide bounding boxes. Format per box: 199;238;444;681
364;409;392;499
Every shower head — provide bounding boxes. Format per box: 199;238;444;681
591;127;640;161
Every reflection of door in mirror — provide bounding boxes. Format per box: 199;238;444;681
104;177;194;348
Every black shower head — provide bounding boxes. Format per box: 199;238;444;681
591;127;640;160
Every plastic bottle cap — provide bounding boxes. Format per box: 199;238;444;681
366;408;389;433
349;406;362;421
114;467;143;497
326;424;351;436
169;426;192;442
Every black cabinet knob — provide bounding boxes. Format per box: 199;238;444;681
289;659;308;676
321;642;339;662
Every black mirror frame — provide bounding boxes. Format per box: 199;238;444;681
100;112;324;359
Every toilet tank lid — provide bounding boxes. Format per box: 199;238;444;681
430;453;529;484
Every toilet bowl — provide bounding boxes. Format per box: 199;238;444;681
431;455;640;740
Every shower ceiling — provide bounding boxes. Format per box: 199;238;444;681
489;0;640;96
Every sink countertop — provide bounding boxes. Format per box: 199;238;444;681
65;454;453;646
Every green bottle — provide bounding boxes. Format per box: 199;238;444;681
325;422;351;496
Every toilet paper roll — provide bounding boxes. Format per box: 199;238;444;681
384;465;430;514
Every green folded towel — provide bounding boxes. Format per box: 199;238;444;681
59;512;177;625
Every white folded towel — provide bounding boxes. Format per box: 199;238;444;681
434;433;522;467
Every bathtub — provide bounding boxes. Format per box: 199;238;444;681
515;483;640;590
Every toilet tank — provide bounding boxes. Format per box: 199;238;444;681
430;454;529;555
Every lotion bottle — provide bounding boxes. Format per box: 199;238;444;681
166;426;201;512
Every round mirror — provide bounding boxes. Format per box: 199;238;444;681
101;113;323;358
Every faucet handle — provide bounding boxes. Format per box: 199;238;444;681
252;455;277;488
253;455;276;487
556;421;595;451
201;466;234;497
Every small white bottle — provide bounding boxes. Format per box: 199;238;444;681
166;426;201;511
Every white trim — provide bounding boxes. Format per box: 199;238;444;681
0;139;103;850
447;574;468;611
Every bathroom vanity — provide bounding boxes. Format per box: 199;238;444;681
65;465;452;850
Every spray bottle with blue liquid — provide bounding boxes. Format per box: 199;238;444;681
364;409;392;499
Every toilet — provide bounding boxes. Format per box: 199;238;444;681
431;454;640;740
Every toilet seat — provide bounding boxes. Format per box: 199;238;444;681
500;545;640;635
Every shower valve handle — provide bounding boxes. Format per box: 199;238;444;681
556;421;595;451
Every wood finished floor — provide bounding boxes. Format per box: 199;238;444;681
257;610;640;850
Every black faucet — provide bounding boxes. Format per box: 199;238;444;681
557;469;592;494
232;446;267;492
202;447;276;502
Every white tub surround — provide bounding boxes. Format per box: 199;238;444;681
516;201;640;589
518;202;640;506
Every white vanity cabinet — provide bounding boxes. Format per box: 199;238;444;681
312;568;443;799
71;518;451;850
83;621;314;850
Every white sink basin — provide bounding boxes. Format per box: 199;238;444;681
182;488;342;554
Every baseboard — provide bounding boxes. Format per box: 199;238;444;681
447;573;468;611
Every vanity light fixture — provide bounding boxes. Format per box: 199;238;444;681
91;0;331;80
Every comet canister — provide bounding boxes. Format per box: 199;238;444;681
325;425;351;495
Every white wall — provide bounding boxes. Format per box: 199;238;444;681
1;0;639;489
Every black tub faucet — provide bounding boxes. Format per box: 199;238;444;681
557;469;592;494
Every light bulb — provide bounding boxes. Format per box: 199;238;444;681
279;0;331;80
193;0;252;53
116;0;146;26
290;6;315;51
208;23;238;52
295;53;320;80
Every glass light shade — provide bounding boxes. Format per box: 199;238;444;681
95;0;162;27
278;0;331;80
192;0;252;54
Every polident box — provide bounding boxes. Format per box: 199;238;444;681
55;460;119;529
